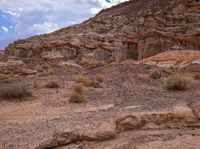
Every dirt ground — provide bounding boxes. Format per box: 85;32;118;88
0;63;200;149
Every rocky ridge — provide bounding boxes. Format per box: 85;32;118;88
4;0;200;63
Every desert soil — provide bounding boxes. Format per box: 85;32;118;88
0;63;200;149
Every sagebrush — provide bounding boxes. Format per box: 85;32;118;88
149;69;161;79
45;81;59;88
165;75;192;91
69;85;85;103
75;76;93;87
0;83;32;99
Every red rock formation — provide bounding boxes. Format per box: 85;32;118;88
4;0;200;62
0;51;5;62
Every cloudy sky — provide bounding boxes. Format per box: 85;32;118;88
0;0;128;49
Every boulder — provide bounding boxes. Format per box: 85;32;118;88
35;129;77;149
78;122;116;141
21;68;38;75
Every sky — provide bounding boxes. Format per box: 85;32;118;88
0;0;128;49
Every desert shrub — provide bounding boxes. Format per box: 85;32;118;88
73;84;84;94
82;79;93;87
69;92;85;103
165;75;192;91
45;81;59;88
0;83;32;99
95;74;104;82
193;72;200;80
33;81;46;89
75;76;93;87
86;61;104;69
69;85;85;103
162;67;176;75
149;69;161;79
75;76;87;83
92;81;103;88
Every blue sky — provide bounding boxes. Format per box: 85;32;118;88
0;0;127;49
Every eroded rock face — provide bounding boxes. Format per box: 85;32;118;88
0;51;6;62
140;50;200;68
35;123;116;149
34;105;200;149
4;0;200;62
0;60;24;74
116;106;199;132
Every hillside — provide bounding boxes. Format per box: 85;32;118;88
1;0;200;149
4;0;200;62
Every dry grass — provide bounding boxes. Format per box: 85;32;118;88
95;74;104;82
0;83;32;100
86;61;104;69
193;72;200;80
82;79;93;87
33;81;46;89
45;81;60;88
69;92;85;103
73;84;84;94
69;84;85;103
149;69;161;79
75;76;93;87
162;67;176;75
165;75;192;91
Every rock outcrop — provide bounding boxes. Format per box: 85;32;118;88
141;50;200;68
0;51;6;62
35;105;200;149
4;0;200;62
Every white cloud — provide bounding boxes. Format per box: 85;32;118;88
90;0;128;14
2;10;17;16
28;22;59;34
0;0;128;16
90;7;101;14
0;0;128;40
1;26;9;33
67;21;77;25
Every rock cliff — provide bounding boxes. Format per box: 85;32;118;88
5;0;200;62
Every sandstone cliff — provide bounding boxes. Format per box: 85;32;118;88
5;0;200;62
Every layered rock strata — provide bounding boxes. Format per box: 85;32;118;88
5;0;200;62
